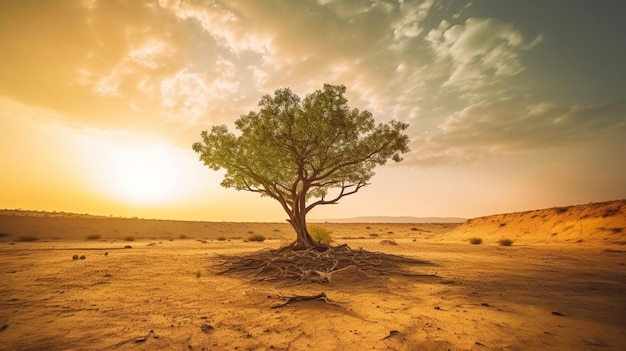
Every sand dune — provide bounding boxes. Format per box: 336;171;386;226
444;199;626;245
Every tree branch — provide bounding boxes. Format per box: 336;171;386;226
305;182;368;213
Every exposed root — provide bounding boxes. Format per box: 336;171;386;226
271;292;342;308
212;244;436;284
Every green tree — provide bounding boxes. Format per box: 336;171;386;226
192;84;409;250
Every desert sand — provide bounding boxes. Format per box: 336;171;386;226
0;200;625;350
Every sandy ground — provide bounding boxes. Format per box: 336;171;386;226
1;234;624;351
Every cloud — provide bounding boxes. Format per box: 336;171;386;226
426;17;542;92
168;0;272;56
0;0;263;135
0;0;549;148
392;0;435;40
407;99;626;166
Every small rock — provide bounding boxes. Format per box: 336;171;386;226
551;311;564;316
135;336;147;343
72;255;79;260
79;255;86;260
0;324;8;332
124;245;132;249
200;323;214;333
104;252;108;256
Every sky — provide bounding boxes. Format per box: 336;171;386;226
1;0;625;222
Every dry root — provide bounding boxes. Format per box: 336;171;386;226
271;292;341;308
212;244;436;284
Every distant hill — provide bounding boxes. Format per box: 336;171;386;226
309;216;467;223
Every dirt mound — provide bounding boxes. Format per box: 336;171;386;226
444;200;626;245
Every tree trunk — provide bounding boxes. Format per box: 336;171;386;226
286;211;327;250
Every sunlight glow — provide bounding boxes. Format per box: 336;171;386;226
103;142;185;205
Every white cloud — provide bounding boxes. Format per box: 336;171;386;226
171;1;272;56
407;99;626;166
94;75;120;96
128;39;170;69
426;17;540;91
393;0;435;40
159;70;212;125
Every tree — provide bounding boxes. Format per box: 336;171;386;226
192;84;409;250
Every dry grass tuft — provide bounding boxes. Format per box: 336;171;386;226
308;225;333;244
17;235;39;242
499;238;514;246
602;207;621;218
554;207;570;214
246;234;266;242
469;237;482;245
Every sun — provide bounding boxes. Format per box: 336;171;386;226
107;142;184;205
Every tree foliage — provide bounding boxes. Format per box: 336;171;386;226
193;84;409;249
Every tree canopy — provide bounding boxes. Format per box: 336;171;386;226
192;84;409;249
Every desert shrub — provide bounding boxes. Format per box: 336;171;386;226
123;236;135;241
410;227;418;231
554;206;570;214
86;234;101;241
17;235;39;242
499;223;507;227
602;207;620;218
308;225;333;244
380;239;397;245
247;234;266;242
217;236;227;241
369;233;379;237
498;238;514;246
469;237;483;245
179;234;188;239
0;232;9;238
